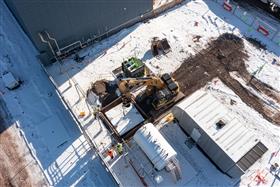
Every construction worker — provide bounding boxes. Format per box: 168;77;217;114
107;149;114;159
116;143;123;155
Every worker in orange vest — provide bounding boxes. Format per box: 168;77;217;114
107;149;114;159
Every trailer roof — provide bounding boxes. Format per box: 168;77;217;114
174;90;261;162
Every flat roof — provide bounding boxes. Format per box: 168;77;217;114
174;90;259;162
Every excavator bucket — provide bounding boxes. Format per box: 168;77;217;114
160;38;171;54
151;37;171;56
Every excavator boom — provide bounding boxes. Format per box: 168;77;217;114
117;74;179;110
118;76;165;95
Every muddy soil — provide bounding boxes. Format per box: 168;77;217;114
90;80;107;96
173;33;280;124
88;80;118;107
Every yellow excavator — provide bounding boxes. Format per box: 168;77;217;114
118;73;179;110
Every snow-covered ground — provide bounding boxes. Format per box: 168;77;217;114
1;0;280;186
0;1;117;186
46;0;280;186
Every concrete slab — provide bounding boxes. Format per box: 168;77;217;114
105;103;144;136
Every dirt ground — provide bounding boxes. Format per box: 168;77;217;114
0;99;47;187
173;33;280;125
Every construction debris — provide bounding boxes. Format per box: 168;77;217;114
87;80;118;107
230;99;237;105
192;35;202;43
73;53;85;63
91;80;107;96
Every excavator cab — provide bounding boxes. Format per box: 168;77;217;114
152;88;172;109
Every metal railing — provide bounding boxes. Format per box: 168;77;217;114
39;0;183;61
39;63;122;186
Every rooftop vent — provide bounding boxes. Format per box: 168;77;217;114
216;120;226;129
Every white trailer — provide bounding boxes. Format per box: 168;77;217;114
133;123;177;171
